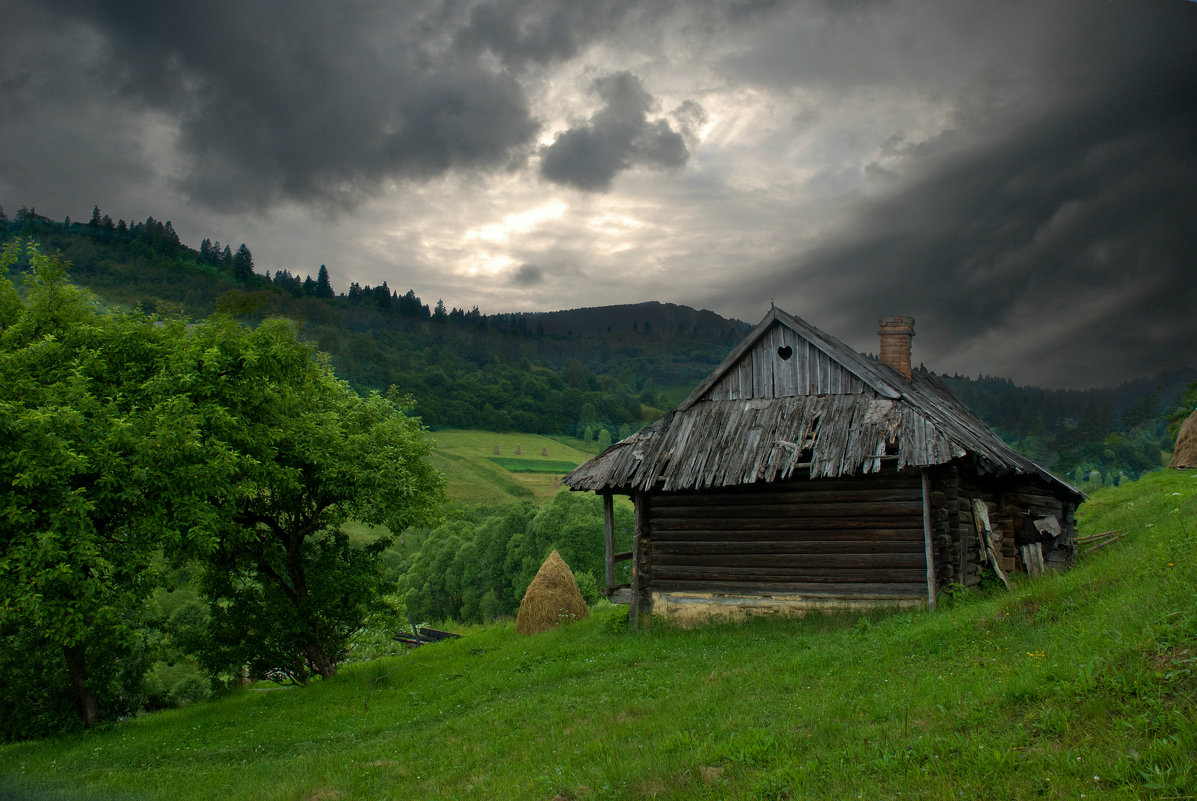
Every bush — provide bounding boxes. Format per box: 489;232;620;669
480;589;504;622
574;570;600;605
145;660;211;708
602;603;629;634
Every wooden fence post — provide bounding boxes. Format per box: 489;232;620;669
603;494;615;597
922;471;938;611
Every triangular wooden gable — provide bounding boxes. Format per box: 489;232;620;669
678;308;902;411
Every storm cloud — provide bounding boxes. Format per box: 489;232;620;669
539;72;690;191
2;0;1194;388
510;264;545;286
717;0;1197;387
25;0;540;210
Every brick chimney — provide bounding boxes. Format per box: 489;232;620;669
878;315;915;381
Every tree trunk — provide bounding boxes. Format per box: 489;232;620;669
281;536;338;680
303;638;338;679
63;644;100;727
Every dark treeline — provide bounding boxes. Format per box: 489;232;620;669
3;203;1192;483
0;206;744;440
942;372;1195;486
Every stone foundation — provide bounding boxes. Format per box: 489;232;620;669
649;591;924;626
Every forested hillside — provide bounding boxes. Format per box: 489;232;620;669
2;203;1192;484
942;372;1194;487
0;206;745;444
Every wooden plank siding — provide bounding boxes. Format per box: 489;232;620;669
644;473;927;600
705;324;866;402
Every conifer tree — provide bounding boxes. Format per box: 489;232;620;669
232;244;253;281
315;264;334;298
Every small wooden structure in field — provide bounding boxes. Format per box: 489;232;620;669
563;308;1082;623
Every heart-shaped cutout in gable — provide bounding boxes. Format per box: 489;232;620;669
777;345;793;361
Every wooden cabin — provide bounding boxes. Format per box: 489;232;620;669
563;308;1083;623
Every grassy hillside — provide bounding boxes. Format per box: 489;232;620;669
427;430;594;504
2;470;1194;800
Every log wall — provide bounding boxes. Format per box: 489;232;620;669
924;466;964;587
955;474;1077;580
997;482;1077;572
642;472;928;604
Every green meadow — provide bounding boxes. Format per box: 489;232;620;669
425;430;594;504
2;469;1194;800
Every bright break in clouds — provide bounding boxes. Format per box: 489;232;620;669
2;0;1195;388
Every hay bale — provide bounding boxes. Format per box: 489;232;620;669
1170;410;1197;469
515;550;590;635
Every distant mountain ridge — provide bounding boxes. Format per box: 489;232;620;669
3;203;1191;486
530;301;748;339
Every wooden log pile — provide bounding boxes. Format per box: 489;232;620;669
1076;530;1124;555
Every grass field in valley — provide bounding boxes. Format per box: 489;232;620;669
1;470;1194;800
425;429;595;504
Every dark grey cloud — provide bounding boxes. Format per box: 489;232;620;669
17;0;539;212
723;0;1197;387
540;72;691;191
456;1;650;69
3;0;1193;390
511;264;544;286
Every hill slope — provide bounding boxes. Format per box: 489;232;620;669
2;470;1194;800
3;206;1191;483
428;430;594;504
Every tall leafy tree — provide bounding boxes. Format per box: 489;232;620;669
168;316;444;681
0;242;195;734
1;243;445;737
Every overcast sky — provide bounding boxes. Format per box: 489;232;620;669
3;0;1194;388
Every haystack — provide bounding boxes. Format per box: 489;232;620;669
515;550;589;635
1170;410;1197;469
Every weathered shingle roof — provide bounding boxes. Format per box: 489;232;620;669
563;308;1081;498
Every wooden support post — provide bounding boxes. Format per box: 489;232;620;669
603;493;615;597
921;471;938;611
629;493;645;628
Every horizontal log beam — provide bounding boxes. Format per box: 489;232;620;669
652;580;927;597
652;540;925;555
653;564;928;582
650;488;922;507
650;500;925;518
650;520;923;536
653;553;927;569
